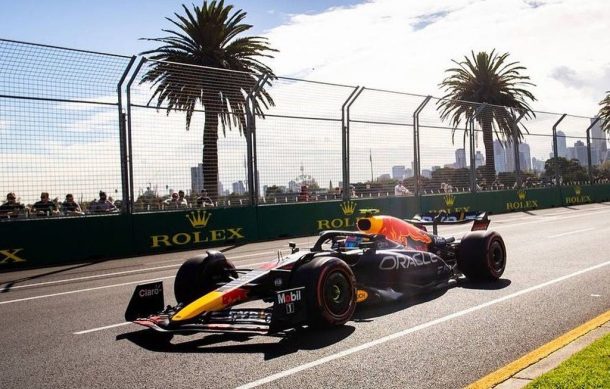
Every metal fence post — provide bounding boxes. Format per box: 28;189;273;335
117;56;136;213
585;117;601;185
511;110;527;188
552;114;567;186
125;57;147;211
341;86;364;201
412;96;432;196
245;73;269;206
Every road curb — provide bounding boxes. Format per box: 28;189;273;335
467;309;610;389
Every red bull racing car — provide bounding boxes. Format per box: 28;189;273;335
125;210;506;339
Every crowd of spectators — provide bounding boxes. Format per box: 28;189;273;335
0;190;119;219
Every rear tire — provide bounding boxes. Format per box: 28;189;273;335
457;231;506;281
290;256;357;328
174;251;236;305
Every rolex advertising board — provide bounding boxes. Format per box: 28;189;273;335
131;207;257;253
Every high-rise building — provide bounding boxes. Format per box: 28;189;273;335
190;164;204;194
556;131;568;158
232;181;246;195
475;151;484;168
532;157;545;172
455;148;466;169
493;140;507;172
591;117;607;154
519;143;531;171
591;117;607;164
392;165;406;180
574;140;587;166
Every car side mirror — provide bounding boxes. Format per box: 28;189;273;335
289;242;299;254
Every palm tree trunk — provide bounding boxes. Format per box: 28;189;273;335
482;119;496;187
203;107;219;200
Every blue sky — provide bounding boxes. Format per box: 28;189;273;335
0;0;360;55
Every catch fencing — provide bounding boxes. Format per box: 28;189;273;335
0;38;607;220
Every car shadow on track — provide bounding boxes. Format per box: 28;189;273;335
117;325;355;360
352;288;448;321
458;278;511;290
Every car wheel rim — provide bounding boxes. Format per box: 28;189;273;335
490;242;505;273
323;271;352;316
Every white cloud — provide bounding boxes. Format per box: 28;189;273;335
265;0;610;116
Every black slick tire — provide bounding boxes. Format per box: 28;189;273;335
174;251;236;305
290;256;357;328
457;231;506;281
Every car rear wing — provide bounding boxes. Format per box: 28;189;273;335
405;211;490;235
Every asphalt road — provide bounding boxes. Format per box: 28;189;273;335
1;204;609;388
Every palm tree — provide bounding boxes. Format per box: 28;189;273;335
438;50;536;185
598;91;610;132
141;0;276;199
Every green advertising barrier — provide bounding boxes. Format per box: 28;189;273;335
256;196;419;239
2;185;610;271
0;214;132;269
419;187;563;215
559;184;610;205
130;206;259;255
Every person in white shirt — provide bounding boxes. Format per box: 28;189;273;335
394;181;410;196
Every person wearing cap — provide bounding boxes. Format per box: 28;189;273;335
0;192;26;219
89;191;118;213
31;192;60;216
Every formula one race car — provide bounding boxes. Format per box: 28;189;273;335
125;210;506;339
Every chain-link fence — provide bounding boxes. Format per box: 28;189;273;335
0;39;134;218
1;39;608;220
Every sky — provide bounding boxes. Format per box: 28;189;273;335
1;0;608;115
1;0;609;202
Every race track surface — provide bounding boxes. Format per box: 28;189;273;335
1;204;609;388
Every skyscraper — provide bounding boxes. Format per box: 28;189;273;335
574;140;587;167
191;163;204;194
519;143;532;171
556;131;568;158
392;165;406;180
493;140;507;172
590;117;607;164
455;148;466;169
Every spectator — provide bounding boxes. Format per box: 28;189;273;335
31;192;60;216
177;190;188;208
394;181;410;196
0;192;26;219
297;185;309;202
89;191;118;213
62;193;84;216
196;190;214;207
164;191;188;209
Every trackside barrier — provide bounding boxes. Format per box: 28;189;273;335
1;186;609;269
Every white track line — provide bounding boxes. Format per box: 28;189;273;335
235;260;610;389
0;261;272;306
548;228;595;238
1;264;182;291
0;276;175;305
74;322;130;335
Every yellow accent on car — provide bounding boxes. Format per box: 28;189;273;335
356;289;368;302
172;291;225;321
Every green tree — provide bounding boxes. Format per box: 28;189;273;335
141;1;276;199
438;50;536;184
544;157;587;184
598;91;610;132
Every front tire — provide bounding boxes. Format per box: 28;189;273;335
291;256;357;328
457;231;506;281
174;251;236;305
